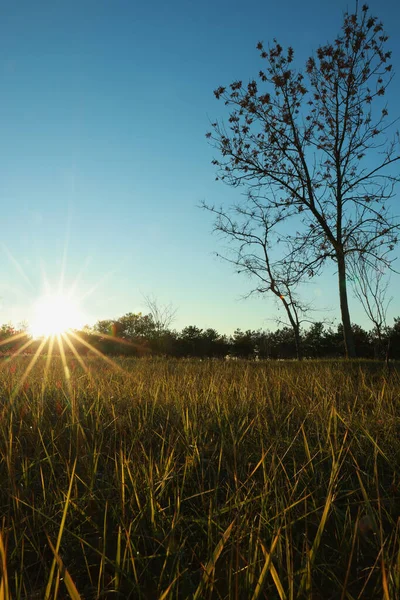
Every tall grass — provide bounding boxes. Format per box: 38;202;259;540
0;356;399;599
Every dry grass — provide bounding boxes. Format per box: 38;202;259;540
0;356;399;599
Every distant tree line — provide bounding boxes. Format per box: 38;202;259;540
1;314;400;360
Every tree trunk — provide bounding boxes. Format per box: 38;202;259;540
293;326;302;361
337;253;356;358
279;296;302;360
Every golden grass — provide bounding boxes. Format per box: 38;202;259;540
0;357;398;599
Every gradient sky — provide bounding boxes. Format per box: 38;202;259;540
0;0;399;335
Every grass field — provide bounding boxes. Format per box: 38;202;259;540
0;356;399;599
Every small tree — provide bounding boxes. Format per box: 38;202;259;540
143;294;177;333
179;326;204;357
203;200;311;359
207;4;399;357
118;312;156;340
231;329;256;359
269;326;299;359
92;313;155;355
202;328;230;358
349;252;392;357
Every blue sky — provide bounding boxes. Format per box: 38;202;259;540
0;0;399;334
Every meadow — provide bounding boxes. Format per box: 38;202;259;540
0;356;399;599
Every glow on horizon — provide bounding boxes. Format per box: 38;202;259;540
29;292;85;339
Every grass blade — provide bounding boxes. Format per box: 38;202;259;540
46;535;82;600
44;458;77;600
193;519;235;600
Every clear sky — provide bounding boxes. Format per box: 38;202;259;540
0;0;399;335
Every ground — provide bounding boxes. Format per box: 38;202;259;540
0;356;399;599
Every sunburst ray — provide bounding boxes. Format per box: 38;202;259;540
56;334;72;391
67;256;93;300
11;337;47;399
88;330;145;351
68;330;128;375
41;335;55;396
77;266;121;304
61;332;89;374
1;243;35;291
1;337;36;369
0;331;30;349
57;210;72;297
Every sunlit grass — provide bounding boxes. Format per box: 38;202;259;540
0;357;399;598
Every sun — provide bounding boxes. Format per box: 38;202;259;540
30;293;84;339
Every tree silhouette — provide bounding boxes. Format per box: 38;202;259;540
349;251;392;357
203;200;311;359
207;4;399;357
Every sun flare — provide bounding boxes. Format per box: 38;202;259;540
30;293;84;339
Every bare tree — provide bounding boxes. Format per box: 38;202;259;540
206;4;400;357
142;294;177;333
349;253;392;357
203;198;311;359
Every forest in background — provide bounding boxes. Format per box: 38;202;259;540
1;312;400;360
